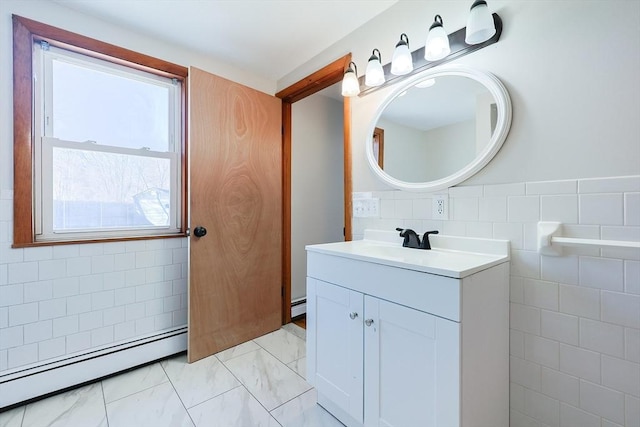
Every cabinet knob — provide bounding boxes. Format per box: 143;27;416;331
364;319;374;327
349;312;358;320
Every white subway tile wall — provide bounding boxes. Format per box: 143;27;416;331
353;175;640;427
0;184;188;374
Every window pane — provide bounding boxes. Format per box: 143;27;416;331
52;147;172;230
51;59;170;152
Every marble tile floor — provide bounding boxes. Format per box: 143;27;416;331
0;323;344;427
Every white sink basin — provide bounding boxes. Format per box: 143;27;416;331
306;229;510;278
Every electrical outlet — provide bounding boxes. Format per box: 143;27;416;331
432;194;448;220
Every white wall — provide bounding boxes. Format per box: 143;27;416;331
0;0;276;377
283;1;640;426
291;93;344;302
279;0;640;186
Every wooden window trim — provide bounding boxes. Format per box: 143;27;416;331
12;15;189;247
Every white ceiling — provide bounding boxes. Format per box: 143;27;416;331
50;0;398;82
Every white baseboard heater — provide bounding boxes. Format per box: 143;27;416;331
0;326;187;409
291;298;306;318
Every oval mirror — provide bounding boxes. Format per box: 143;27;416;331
366;65;512;192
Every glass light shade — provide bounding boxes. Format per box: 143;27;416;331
341;68;360;97
466;0;496;44
391;34;413;76
425;16;450;61
365;49;385;87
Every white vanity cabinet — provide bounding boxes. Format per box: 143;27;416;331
306;232;510;427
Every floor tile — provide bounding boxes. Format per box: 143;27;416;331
282;323;306;341
224;348;312;411
102;362;168;403
215;340;261;362
0;406;24;427
188;385;280;427
270;389;344;427
106;382;193;427
287;356;307;380
161;353;239;408
254;328;306;364
22;383;107;427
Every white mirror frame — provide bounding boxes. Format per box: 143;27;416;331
366;64;512;192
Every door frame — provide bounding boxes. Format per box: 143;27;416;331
276;54;353;324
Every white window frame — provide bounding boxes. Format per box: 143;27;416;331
33;43;183;242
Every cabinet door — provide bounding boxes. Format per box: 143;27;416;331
364;296;460;427
307;278;364;423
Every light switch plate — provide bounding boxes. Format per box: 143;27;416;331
353;198;380;218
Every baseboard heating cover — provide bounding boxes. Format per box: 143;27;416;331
0;326;187;409
291;298;306;318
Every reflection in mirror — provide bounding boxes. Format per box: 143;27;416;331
374;75;497;183
372;127;384;168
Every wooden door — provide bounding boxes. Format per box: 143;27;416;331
188;67;282;362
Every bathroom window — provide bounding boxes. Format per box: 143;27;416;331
12;16;188;245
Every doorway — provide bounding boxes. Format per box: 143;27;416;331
276;54;354;324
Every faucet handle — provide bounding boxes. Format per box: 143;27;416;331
420;230;439;250
396;227;421;248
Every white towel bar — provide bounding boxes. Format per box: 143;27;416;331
537;221;640;256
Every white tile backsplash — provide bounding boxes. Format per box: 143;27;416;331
527;180;577;196
479;197;508;222
523;387;560;427
578;176;640;194
509;196;541;222
601;355;640;397
601;291;640;329
511;303;541;335
626;328;640;363
525;333;560;370
559;284;600;320
627;395;640;427
541;255;579;285
579;318;625;358
579;193;624;225
355;176;640;427
511;356;542;391
559;403;600;427
452;197;479;221
523;279;559;311
541;195;579;224
541;367;579;407
23;320;52;344
0;230;188;373
625;193;640;226
579;380;625;425
541;310;579;346
579;256;624;291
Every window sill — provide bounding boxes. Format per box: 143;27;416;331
11;232;188;248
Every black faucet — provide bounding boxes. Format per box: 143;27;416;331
396;227;421;249
419;230;439;250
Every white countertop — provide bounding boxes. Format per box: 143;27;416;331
306;230;510;278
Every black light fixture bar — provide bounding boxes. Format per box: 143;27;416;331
358;13;502;96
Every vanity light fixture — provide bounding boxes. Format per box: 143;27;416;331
390;33;413;76
465;0;496;44
347;4;502;97
425;15;450;61
365;48;385;87
341;61;360;97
